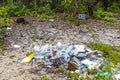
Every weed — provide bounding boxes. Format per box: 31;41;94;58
87;68;98;74
0;51;4;56
103;17;116;22
51;37;55;42
94;9;116;22
20;33;23;37
0;28;7;35
37;14;55;22
40;75;49;80
39;36;43;40
0;39;6;50
91;34;97;40
67;71;79;79
26;52;33;57
45;37;50;42
14;40;17;44
0;45;6;50
59;67;65;73
87;42;120;64
9;55;15;59
32;35;36;41
51;22;57;28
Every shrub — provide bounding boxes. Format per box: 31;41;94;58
0;17;13;27
94;9;116;22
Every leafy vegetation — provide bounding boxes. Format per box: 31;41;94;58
40;75;49;80
59;67;65;73
87;42;120;64
0;38;6;50
94;9;116;22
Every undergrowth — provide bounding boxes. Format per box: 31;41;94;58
87;42;120;64
94;9;117;22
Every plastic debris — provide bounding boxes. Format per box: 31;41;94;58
13;45;21;48
81;59;100;69
7;27;12;30
21;53;35;64
94;72;110;78
49;19;54;22
74;45;86;55
18;43;109;78
113;74;120;80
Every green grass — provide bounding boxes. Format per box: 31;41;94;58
59;67;65;73
26;52;33;57
87;42;120;64
40;75;49;80
31;35;36;41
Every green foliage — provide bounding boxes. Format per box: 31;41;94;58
26;52;33;57
51;37;55;42
87;69;98;74
0;4;29;17
94;9;116;22
61;0;73;13
102;64;112;72
0;17;13;27
36;4;53;15
0;38;6;50
39;36;43;40
40;75;49;80
37;13;55;21
103;16;116;22
31;35;36;41
9;55;15;59
108;2;120;13
67;71;79;79
0;51;5;56
0;28;7;35
78;0;87;14
87;42;120;64
0;6;9;17
59;67;65;73
37;14;49;21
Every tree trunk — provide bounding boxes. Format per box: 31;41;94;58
102;0;108;11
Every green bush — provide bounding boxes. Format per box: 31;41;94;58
108;3;120;13
0;17;13;27
0;6;9;17
36;4;53;15
94;9;116;22
37;14;55;21
103;16;116;22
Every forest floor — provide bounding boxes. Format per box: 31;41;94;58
0;16;120;80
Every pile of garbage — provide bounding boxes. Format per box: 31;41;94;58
21;42;103;70
18;42;120;79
